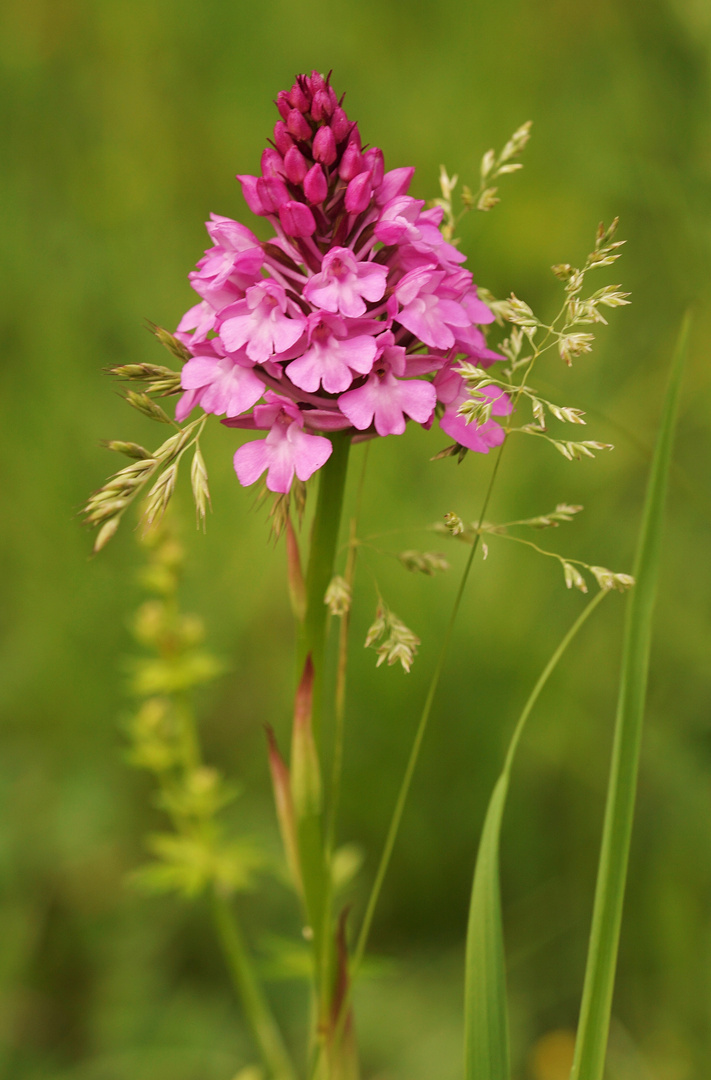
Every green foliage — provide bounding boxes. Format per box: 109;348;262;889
123;524;263;904
132;833;265;899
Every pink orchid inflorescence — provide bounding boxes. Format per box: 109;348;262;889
175;71;512;493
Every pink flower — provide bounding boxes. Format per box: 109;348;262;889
394;267;470;350
439;409;507;452
174;72;507;492
339;368;436;436
179;345;265;419
219;281;306;363
286;313;377;394
303;247;388;318
435;365;512;452
233;399;332;493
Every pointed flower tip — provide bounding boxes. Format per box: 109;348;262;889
263;721;281;758
294;654;314;728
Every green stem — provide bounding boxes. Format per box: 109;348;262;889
326;443;370;858
298;431;352;746
289;433;352;1071
212;890;297;1080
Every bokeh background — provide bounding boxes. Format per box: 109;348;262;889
1;1;710;1077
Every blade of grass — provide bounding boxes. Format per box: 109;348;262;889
570;313;690;1080
465;589;608;1080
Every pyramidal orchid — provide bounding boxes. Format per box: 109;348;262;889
175;71;510;493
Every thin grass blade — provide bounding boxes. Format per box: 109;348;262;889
464;590;608;1080
464;773;510;1080
570;313;690;1080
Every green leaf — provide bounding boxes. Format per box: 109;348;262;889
464;590;609;1080
570;313;690;1080
464;775;510;1080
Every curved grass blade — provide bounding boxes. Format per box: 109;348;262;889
465;590;608;1080
570;313;690;1080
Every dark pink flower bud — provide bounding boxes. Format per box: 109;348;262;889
276;91;290;120
261;147;284;178
313;124;337;165
287;108;312;141
309;70;326;94
346;127;362;153
311;89;334;122
303;163;328;205
288;82;309;113
363;147;384;188
339;141;364;181
330;107;350;143
284;146;308;184
345;170;373;214
278;200;316;237
256;176;289;213
237;174;267;215
273;122;294;156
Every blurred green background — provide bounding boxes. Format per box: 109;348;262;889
1;0;710;1077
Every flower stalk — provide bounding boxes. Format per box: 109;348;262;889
297;430;351;745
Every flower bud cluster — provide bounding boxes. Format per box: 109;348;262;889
175;72;511;493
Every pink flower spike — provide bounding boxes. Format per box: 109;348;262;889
234;419;333;492
303;247;387;317
176;72;509;489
